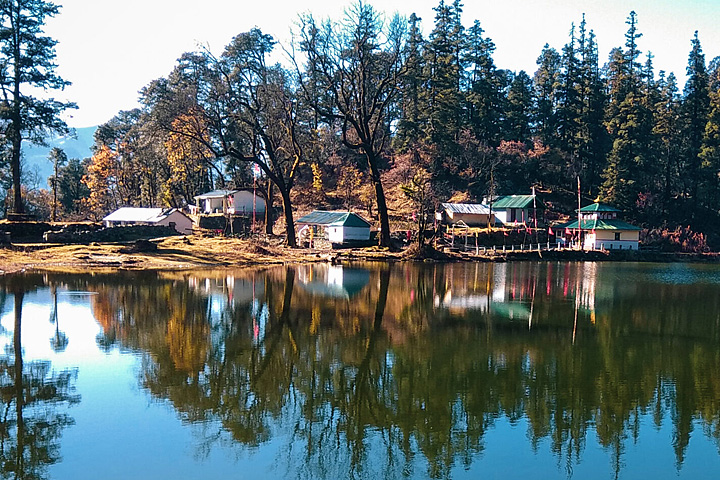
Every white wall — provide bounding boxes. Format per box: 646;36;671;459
159;211;193;234
327;226;370;243
584;231;639;250
201;197;225;214
229;191;266;215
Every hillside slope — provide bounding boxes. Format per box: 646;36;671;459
22;126;96;185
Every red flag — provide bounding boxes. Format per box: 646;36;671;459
565;228;571;235
548;226;554;235
504;230;509;236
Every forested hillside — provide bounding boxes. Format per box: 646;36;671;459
11;1;720;246
21;126;96;184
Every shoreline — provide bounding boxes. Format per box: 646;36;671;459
1;235;719;275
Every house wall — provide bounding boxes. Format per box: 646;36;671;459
201;197;225;214
326;226;370;243
492;208;539;225
229;191;266;215
493;211;508;224
447;212;492;226
158;212;193;234
584;230;639;250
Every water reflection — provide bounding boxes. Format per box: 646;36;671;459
0;275;80;480
2;263;720;479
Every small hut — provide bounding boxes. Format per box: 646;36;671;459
296;211;371;244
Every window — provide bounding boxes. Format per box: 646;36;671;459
614;232;621;241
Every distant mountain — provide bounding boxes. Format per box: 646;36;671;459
22;126;96;187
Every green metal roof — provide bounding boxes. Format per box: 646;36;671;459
491;195;544;210
556;218;641;231
296;211;371;228
579;202;621;212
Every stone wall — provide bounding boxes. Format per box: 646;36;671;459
43;225;179;243
197;215;252;234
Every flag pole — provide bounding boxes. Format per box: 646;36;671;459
577;176;581;250
532;185;538;244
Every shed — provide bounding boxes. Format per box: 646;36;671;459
296;211;371;244
440;203;497;227
193;189;266;215
102;207;193;234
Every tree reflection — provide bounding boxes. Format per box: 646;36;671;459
48;286;69;353
87;263;720;478
0;278;79;480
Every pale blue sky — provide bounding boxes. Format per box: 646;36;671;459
44;0;720;128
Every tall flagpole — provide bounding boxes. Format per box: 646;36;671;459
532;185;538;243
577;176;581;250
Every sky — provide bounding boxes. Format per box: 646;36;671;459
43;0;720;129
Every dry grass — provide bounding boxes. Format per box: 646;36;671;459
0;235;344;274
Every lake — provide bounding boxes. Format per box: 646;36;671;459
1;261;720;479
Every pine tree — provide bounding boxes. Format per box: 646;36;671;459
532;44;562;147
600;12;653;211
0;0;75;215
504;71;533;142
394;13;427;152
680;31;710;206
653;72;682;212
463;19;504;145
424;0;463;161
556;24;583;157
577;22;609;195
699;58;720;207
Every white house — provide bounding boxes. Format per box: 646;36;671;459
192;189;266;216
102;207;193;234
559;203;641;250
486;194;544;226
296;211;371;244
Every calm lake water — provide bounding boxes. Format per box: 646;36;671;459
1;261;720;479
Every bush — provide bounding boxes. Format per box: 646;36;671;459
641;226;710;253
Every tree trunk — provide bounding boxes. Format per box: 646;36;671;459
14;288;24;475
52;161;58;222
367;153;391;247
10;18;25;216
11;154;23;214
280;188;297;247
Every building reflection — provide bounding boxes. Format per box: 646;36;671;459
296;265;371;299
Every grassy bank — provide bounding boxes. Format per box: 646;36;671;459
2;235;719;275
